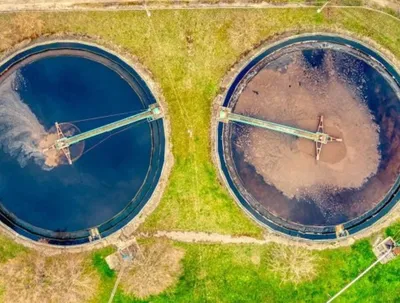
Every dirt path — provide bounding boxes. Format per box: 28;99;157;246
152;231;269;244
368;0;400;12
0;0;317;12
139;200;400;251
0;0;134;11
0;0;397;13
140;230;350;250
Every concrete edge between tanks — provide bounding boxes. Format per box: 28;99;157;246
0;34;174;255
210;30;400;249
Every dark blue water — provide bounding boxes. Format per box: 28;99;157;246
218;36;400;239
0;44;165;243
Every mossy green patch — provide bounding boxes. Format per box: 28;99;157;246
0;234;27;264
385;221;400;238
90;246;120;303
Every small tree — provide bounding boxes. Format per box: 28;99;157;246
267;244;319;285
121;239;185;299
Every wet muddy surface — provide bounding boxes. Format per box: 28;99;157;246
223;40;400;227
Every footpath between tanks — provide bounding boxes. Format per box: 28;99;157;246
1;197;399;255
138;200;400;251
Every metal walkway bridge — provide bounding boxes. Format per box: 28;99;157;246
43;104;162;164
219;106;342;160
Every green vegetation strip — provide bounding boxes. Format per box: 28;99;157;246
89;235;400;302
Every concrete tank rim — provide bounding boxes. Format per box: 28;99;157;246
211;31;400;245
0;35;174;252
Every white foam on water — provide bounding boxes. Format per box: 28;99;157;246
0;72;52;170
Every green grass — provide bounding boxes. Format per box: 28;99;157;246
1;7;399;237
1;237;397;302
386;221;400;238
19;7;394;236
90;246;147;303
90;238;399;302
0;7;400;302
90;246;122;303
92;247;116;280
0;234;27;264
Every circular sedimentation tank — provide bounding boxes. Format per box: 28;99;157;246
0;41;167;245
216;34;400;240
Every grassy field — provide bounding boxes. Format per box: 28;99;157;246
1;224;400;302
0;8;399;236
89;229;400;303
28;7;400;236
0;6;400;302
132;240;400;303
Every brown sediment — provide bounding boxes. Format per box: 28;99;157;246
37;123;85;168
38;133;63;168
235;51;381;201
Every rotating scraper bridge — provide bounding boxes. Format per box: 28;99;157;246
219;107;342;161
44;104;163;165
40;103;164;242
